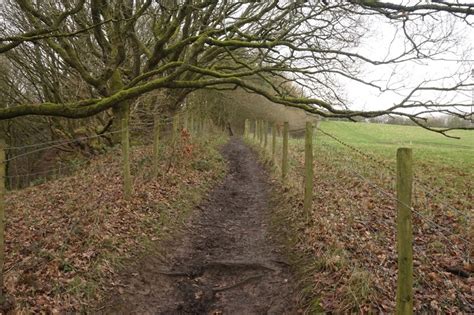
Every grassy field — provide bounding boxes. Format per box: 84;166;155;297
253;120;473;313
315;121;473;207
317;121;474;169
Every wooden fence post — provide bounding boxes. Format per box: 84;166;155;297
196;116;201;136
282;121;289;180
153;114;160;178
173;114;180;138
256;120;260;142
244;119;249;138
253;120;257;140
172;114;179;142
254;120;258;141
0;138;5;303
256;119;259;144
207;118;211;134
189;115;195;136
248;119;251;138
264;121;268;149
272;122;276;160
303;122;314;216
121;110;132;200
257;120;260;144
396;147;414;315
183;112;188;130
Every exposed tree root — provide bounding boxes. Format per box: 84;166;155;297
212;274;264;293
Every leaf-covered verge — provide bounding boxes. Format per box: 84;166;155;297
246;132;473;314
3;133;228;313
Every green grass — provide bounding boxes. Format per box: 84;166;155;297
317;121;474;169
315;121;474;206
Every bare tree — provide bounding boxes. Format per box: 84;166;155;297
0;0;473;136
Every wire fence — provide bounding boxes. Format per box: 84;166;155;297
315;125;469;218
1;111;207;189
244;118;473;313
315;128;472;245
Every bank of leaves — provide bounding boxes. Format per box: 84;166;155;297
4;132;227;312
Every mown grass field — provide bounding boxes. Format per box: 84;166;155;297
318;120;474;169
315;121;473;210
255;120;473;313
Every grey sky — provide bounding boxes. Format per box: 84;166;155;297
342;1;474;115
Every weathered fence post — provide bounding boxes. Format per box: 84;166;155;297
255;120;259;142
272;122;276;160
153;114;160;178
253;120;257;140
282;122;289;180
255;120;258;141
189;115;195;136
256;119;260;144
264;121;268;149
173;114;180;139
258;120;262;145
303;122;314;216
196;116;202;136
201;117;205;135
121;110;132;200
248;119;251;138
244;119;249;138
0;138;5;303
173;114;180;142
396;147;414;315
206;118;211;134
183;112;189;130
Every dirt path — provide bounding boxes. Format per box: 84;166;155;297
102;138;298;314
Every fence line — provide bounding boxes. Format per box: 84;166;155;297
5;119;175;152
316;126;468;220
5;117;177;151
3;127;192;180
4;129;126;163
1;112;210;186
244;118;472;313
247;120;472;247
0;111;225;304
286;131;474;252
337;155;472;249
3;118;187;163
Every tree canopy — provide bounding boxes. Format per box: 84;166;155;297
0;0;473;135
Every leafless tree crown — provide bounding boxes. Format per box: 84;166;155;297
0;0;473;135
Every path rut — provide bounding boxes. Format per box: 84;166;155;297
103;138;298;314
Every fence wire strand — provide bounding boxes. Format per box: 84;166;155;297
316;126;469;221
3;118;179;162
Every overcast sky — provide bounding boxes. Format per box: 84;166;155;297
341;2;474;115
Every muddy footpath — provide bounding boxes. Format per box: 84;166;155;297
101;138;299;314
